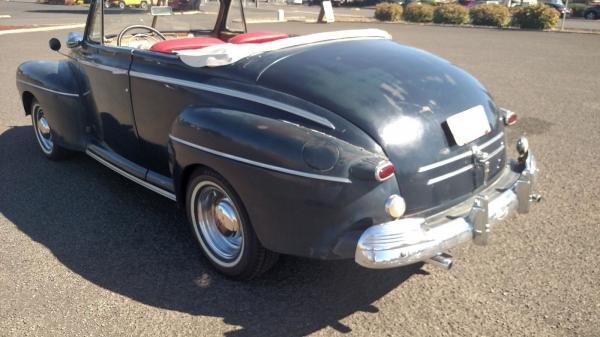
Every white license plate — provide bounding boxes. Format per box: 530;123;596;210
446;105;491;146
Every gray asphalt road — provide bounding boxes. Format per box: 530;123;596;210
1;22;600;337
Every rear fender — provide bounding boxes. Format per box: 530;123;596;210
169;106;373;193
168;107;399;256
16;60;87;151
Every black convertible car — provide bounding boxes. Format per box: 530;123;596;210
584;4;600;20
16;0;540;279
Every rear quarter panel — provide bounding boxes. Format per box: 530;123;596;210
170;107;400;258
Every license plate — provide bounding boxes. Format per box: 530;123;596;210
446;105;491;146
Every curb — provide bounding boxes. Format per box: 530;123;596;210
379;20;600;35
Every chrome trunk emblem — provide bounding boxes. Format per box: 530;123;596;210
471;145;490;185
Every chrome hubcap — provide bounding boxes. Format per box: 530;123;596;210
193;182;243;266
33;104;53;154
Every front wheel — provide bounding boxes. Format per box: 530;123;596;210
186;169;278;279
139;1;148;10
30;99;71;160
118;1;126;9
585;11;597;20
104;0;111;7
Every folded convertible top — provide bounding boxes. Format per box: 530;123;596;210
176;29;392;68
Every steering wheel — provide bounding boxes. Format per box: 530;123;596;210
117;25;166;46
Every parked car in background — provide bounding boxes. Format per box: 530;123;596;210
105;0;150;10
400;0;419;7
461;0;510;6
583;4;600;19
542;0;572;15
459;0;477;7
168;0;191;10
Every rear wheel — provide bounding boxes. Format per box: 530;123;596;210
585;11;597;20
186;169;278;279
30;99;71;160
118;1;126;9
140;1;148;10
104;0;111;7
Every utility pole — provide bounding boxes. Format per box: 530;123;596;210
561;0;569;30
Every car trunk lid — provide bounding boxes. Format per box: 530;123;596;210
253;39;507;214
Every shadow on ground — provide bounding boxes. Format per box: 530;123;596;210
0;126;422;336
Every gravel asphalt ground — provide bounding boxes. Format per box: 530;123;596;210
1;22;599;337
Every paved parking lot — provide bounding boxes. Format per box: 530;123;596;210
1;19;599;337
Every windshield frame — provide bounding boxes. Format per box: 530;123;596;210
84;0;245;44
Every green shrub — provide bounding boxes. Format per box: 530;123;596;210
374;2;404;21
511;4;560;29
470;4;510;27
569;3;587;17
403;3;435;22
433;4;470;24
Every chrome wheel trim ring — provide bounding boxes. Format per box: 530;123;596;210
32;103;54;154
190;180;244;268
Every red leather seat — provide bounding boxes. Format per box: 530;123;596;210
150;37;225;53
228;31;288;44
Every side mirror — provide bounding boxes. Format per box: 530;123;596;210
49;38;61;51
66;32;83;49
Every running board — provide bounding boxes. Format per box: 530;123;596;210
85;149;177;201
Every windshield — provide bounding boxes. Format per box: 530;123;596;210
154;1;221;32
103;0;221;38
547;0;564;5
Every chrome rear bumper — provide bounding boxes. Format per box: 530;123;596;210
355;149;540;269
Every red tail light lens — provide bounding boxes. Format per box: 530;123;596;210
500;108;518;126
375;161;395;182
505;113;518;125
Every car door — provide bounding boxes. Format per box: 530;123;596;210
129;50;201;179
128;0;235;180
75;2;144;168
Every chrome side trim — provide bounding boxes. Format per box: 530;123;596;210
418;132;504;173
427;164;473;185
169;135;352;184
78;59;128;75
86;149;177;201
130;71;336;130
255;52;297;82
17;79;79;97
426;143;505;185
